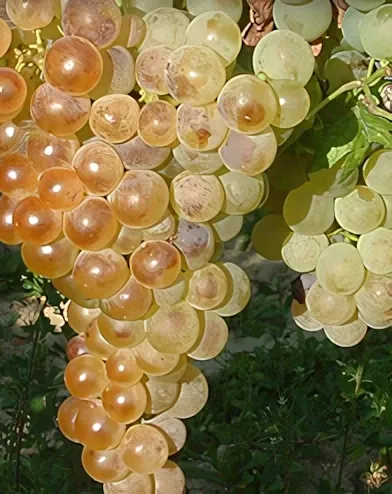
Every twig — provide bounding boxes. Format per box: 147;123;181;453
336;422;350;491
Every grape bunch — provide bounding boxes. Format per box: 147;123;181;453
0;0;269;490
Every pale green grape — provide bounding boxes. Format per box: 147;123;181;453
309;160;359;198
212;215;243;242
140;8;190;51
153;273;186;308
219;171;264;215
355;271;392;318
253;30;315;86
324;317;367;347
251;215;291;261
291;299;323;332
273;0;332;42
357;227;392;275
341;7;365;52
381;194;392;228
359;5;392;59
173;145;223;175
363;149;392;195
305;282;357;326
186;0;243;23
316;243;365;296
282;232;329;273
213;263;251;317
346;0;385;11
283;182;335;235
335;186;385;234
270;80;310;129
325;51;368;92
129;0;173;11
359;309;392;329
185;11;241;67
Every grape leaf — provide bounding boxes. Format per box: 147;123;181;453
340;124;370;181
357;103;392;147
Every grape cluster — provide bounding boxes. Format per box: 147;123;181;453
0;0;270;490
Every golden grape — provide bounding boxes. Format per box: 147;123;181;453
138;101;177;148
6;0;55;30
0;68;27;116
82;447;130;484
67;302;101;334
102;382;147;424
38;167;85;211
106;349;143;387
136;45;171;95
64;354;108;399
0;196;22;245
97;314;146;349
0;153;38;200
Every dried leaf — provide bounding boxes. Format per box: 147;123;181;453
242;0;274;47
332;0;349;28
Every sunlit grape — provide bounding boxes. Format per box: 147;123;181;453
31;84;91;137
220;171;263;215
172;144;223;175
153;273;186;308
185;264;228;311
132;339;179;377
106;349;143;387
90;95;140;144
324;318;368;348
0;196;22;245
141;8;190;51
22;236;79;279
281;232;329;273
136;45;172;95
74;400;126;450
145;301;199;354
64;197;119;251
122;424;169;474
213;263;251;317
0;122;23;156
66;335;89;361
53;273;100;309
57;396;90;443
186;0;243;22
102;382;147;424
115;14;146;48
185;11;241;67
0;153;38;200
64;354;108;399
308;161;359;199
0;19;12;57
44;36;103;96
72;249;129;300
363;149;392;195
146;416;186;455
85;319;117;360
112;226;143;256
355;271;392;320
305;282;356;326
142;210;176;242
359;310;391;330
154;461;186;494
358;227;392;275
173;218;215;270
251;215;291;261
97;314;146;349
67;302;101;334
164;45;226;106
144;377;179;414
291;299;323;332
82;447;130;484
0;68;27;117
130;241;181;290
109;171;169;229
6;0;55;30
219;127;277;176
13;196;62;245
270;80;310;129
188;311;228;360
138;101;177;148
62;0;122;49
113;136;171;171
38;167;85;211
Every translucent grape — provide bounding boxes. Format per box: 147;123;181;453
305;282;356;326
177;103;228;152
251;215;291;261
185;264;227;311
188;311;228;360
212;214;243;242
6;0;55;30
106;349;143;387
66;335;88;361
112;226;143;256
324;318;367;348
0;153;38;200
13;196;62;245
122;424;169;474
357;227;392;275
62;0;122;49
109;171;169;229
0;196;22;245
82;447;130;484
219;127;277;176
102;382;147;424
0;68;27;116
170;172;224;222
115;14;146;48
138;101;177;147
164;45;226;106
22;236;79;279
38;167;85;212
141;8;190;51
270;81;310;129
363;149;392;195
142;210;176;242
0;122;23;156
145;301;199;354
67;302;101;334
57;396;89;442
136;45;172;95
90;95;140;144
64;197;119;251
341;7;365;52
185;11;241;67
335;186;385;234
74;400;126;450
273;0;332;42
113;136;170;171
359;5;392;59
64;354;108;399
144;378;180;414
291;299;323;332
107;46;136;96
281;232;329;273
97;314;146;349
173;219;215;270
85;319;117;360
382;194;392;228
31;84;91;137
72;249;129;300
213;263;251;317
172;145;223;174
44;36;103;96
128;0;173;11
253;30;315;86
72;142;124;196
220;171;264;215
132;339;180;377
186;0;243;22
146;416;186;455
0;19;12;58
53;273;100;309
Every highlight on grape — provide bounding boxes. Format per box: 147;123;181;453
2;0;392;491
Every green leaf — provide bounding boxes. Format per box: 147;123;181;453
357;103;392;147
340;125;370;180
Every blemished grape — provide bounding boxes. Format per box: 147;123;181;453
363;149;392;195
53;273;100;309
102;381;147;424
97;314;146;349
38;167;85;211
6;0;55;30
0;68;27;117
107;46;136;96
359;309;391;330
109;170;169;229
281;232;329;273
186;0;243;22
359;5;392;59
85;319;117;360
164;45;226;106
177;103;228;152
113;136;171;171
82;447;130;484
112;226;143;256
185;264;228;311
130;241;181;289
89;94;139;144
64;354;108;399
0;153;38;200
136;45;172;96
324;318;368;348
357;227;392;275
106;349;143;387
185;11;242;67
144;378;180;414
0;196;22;245
132;338;180;377
141;8;190;51
341;7;365;53
66;335;89;361
62;0;122;49
67;302;101;334
0;19;12;58
138;101;177;148
72;249;129;300
31;84;91;137
44;36;103;96
64;197;119;252
172;144;223;175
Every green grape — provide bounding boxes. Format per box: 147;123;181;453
324;317;367;348
112;226;143;255
357;227;392;275
84;318;117;360
212;214;243;242
106;348;144;387
291;299;323;332
358;309;391;330
67;302;101;335
355;271;392;319
153;273;186;308
251;215;291;261
220;171;264;215
283;182;335;235
0;196;22;245
273;0;332;42
359;5;392;59
82;447;130;484
186;0;243;23
309;161;359;198
363;149;392;195
212;263;251;317
253;30;315;86
128;0;173;11
382;194;392;228
142;210;176;242
138;101;177;148
185;11;241;67
188;311;228;361
172;145;223;175
140;8;190;51
335;186;385;234
266;153;309;192
97;314;145;349
325;51;368;93
346;0;385;11
282;232;329;273
102;381;147;424
305;282;357;326
103;473;155;493
316;243;365;296
144;377;179;414
270;80;310;129
53;273;99;309
341;7;365;52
